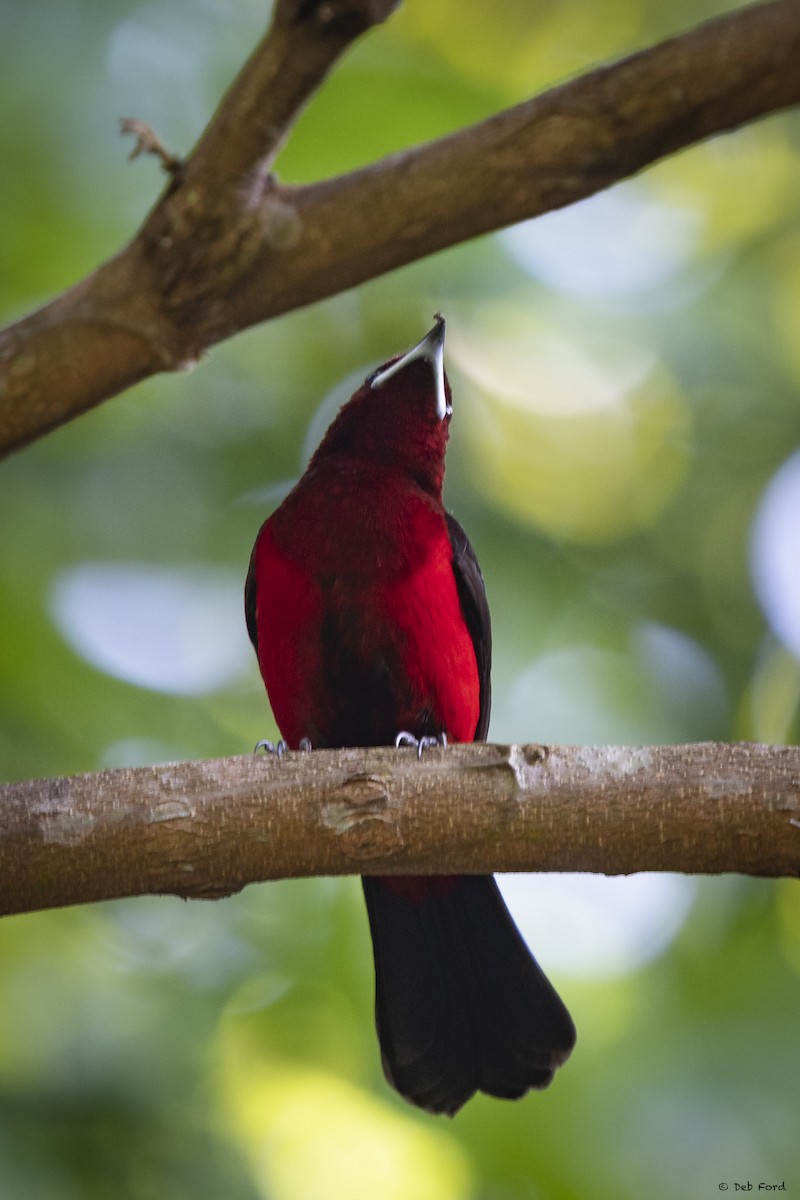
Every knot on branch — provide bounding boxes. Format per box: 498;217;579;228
322;772;404;862
141;176;303;346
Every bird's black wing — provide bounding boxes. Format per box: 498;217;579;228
244;541;259;655
445;511;492;741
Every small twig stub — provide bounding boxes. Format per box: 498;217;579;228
120;117;184;177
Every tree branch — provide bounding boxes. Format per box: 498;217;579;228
1;742;798;918
184;0;400;188
1;0;799;456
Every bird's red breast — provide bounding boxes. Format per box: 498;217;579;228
250;459;480;750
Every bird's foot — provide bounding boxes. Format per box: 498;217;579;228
254;739;287;757
395;730;448;759
254;737;313;756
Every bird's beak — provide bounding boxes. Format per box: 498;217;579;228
370;314;451;420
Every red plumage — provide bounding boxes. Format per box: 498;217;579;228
246;317;575;1114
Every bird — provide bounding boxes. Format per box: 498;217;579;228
245;315;576;1114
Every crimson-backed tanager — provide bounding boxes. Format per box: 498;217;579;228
245;316;576;1115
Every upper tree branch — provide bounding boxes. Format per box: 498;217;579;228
1;742;798;918
2;0;800;455
185;0;400;187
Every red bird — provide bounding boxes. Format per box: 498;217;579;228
245;316;575;1114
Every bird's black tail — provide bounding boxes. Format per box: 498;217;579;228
361;873;576;1116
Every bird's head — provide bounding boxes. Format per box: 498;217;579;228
312;315;452;496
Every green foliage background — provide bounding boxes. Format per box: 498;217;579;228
1;1;799;1196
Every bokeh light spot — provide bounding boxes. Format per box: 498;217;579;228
221;1065;472;1200
751;450;800;660
50;563;252;694
501;185;701;298
451;310;690;544
498;873;696;981
495;622;726;746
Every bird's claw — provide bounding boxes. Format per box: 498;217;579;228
254;738;287;757
395;731;448;759
254;737;313;756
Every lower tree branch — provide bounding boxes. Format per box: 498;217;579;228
1;742;797;918
1;0;800;455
